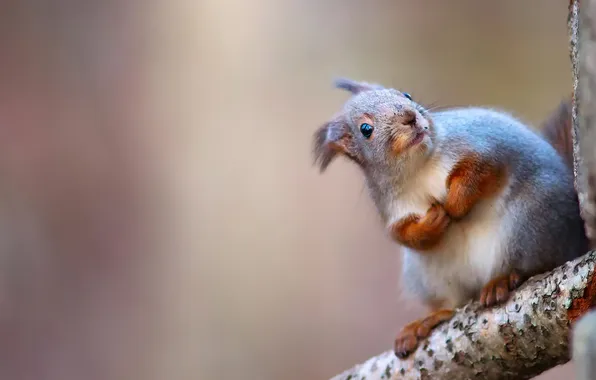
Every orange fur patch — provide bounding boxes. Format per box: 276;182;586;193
390;203;451;251
394;309;454;358
568;271;596;323
444;153;508;220
391;134;412;155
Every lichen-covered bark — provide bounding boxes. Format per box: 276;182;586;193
330;251;596;380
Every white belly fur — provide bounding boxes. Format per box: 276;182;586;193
388;157;511;308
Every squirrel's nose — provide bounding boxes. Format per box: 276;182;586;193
402;109;417;126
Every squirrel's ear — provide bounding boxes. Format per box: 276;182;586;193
334;77;384;95
313;118;360;172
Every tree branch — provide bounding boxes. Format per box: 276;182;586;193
330;251;596;380
329;1;596;379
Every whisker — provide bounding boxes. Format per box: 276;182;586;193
419;99;462;114
354;179;368;210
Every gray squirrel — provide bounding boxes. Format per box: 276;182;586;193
312;78;589;358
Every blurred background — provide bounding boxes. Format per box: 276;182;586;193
0;1;575;379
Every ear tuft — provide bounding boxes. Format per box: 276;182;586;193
334;77;384;95
312;118;357;172
313;125;334;172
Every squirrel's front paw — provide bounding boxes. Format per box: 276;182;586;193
389;203;451;251
394;329;418;359
479;272;524;307
394;309;454;359
420;203;451;231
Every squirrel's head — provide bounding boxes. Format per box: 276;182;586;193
313;78;435;179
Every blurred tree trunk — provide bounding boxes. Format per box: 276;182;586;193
572;310;596;380
0;2;161;380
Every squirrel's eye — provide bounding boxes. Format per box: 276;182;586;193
360;123;373;139
403;92;412;100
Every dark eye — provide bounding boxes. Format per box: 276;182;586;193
360;123;373;138
403;92;412;100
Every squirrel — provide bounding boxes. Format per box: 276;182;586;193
312;78;589;359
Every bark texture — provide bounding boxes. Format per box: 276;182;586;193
330;251;596;380
330;1;596;379
570;0;580;187
576;0;596;248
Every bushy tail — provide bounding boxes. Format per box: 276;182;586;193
541;98;596;248
540;98;574;169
